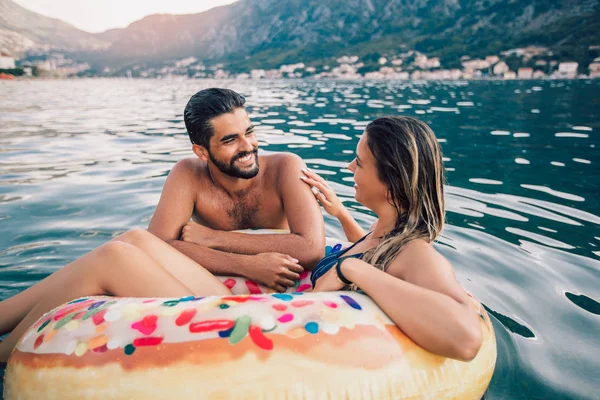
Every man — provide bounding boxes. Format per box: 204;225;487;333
147;88;325;291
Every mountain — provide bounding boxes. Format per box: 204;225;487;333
2;0;599;71
0;0;108;55
81;0;600;70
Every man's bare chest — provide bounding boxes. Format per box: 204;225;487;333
192;190;285;231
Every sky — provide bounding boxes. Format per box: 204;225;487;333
14;0;239;33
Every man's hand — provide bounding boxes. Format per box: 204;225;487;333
181;222;217;247
246;253;304;293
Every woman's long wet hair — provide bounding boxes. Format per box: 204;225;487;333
361;116;445;270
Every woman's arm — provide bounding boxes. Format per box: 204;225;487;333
342;242;483;361
300;169;366;242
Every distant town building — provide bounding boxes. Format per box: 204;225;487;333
503;71;517;80
485;56;500;65
588;63;600;72
250;69;266;79
517;68;533;79
462;59;490;71
280;63;304;73
414;54;441;69
532;70;546;79
175;57;197;68
391;59;403;66
378;57;388;65
0;52;16;69
336;56;358;64
493;61;509;76
558;62;578;74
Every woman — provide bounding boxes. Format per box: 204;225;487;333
300;116;482;361
0;116;481;363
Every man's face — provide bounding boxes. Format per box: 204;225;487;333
206;108;259;179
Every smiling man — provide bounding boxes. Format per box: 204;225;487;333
144;88;325;291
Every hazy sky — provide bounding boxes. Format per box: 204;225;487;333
14;0;239;33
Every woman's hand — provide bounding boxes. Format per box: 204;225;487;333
300;169;346;218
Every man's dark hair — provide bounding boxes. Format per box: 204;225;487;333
184;88;246;148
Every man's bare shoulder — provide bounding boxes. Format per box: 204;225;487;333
169;158;208;185
261;152;306;180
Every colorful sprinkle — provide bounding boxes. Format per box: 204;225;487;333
291;300;313;308
272;303;287;312
124;344;136;355
162;300;180;307
133;337;163;347
223;279;236;289
305;322;319;334
34;335;44;349
175;309;197;326
245;280;262;294
92;309;107;326
219;304;230;309
131;315;158;335
142;299;156;304
249;325;273;350
72;311;85;320
92;344;108;353
340;295;362;310
88;301;105;310
189;320;235;334
229;316;252;345
45;329;57;342
74;342;87;357
272;293;293;301
293;280;300;288
218;327;233;338
53;312;77;330
37;319;51;333
68;298;89;304
65;320;80;331
323;301;338;308
277;313;294;323
88;335;108;350
332;243;343;252
179;296;195;302
299;270;309;280
296;284;312;292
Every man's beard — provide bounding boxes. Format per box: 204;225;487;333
209;148;259;179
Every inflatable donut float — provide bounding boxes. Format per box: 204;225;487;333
4;231;496;400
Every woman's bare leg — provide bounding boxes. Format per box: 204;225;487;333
0;241;231;362
111;228;227;293
0;228;228;335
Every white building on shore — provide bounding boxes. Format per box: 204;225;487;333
0;52;16;69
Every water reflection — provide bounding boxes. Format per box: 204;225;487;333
0;79;599;399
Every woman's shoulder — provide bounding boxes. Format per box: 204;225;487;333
388;238;454;280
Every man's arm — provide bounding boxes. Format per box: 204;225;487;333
205;154;326;269
147;159;253;273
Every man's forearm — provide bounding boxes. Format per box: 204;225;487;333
209;232;323;269
167;239;252;277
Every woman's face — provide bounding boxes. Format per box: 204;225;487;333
348;132;389;210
